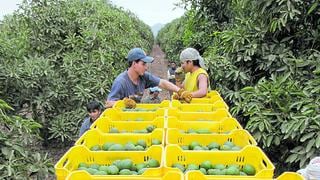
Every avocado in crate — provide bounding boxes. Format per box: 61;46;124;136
91;116;164;133
167;129;257;151
167;117;242;134
55;146;163;180
165;145;275;179
76;129;163;151
172;161;256;176
75;158;160;175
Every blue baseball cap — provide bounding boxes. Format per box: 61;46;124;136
127;48;154;63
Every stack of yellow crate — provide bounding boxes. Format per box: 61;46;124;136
55;91;303;180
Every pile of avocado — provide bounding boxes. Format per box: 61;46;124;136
172;161;256;176
89;139;161;151
180;141;241;151
108;125;156;133
77;158;160;175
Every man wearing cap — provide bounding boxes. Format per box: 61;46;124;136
176;47;210;98
141;87;162;104
105;48;192;108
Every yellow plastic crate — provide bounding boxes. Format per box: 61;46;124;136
171;100;229;112
66;169;183;180
100;108;165;121
276;172;304;180
165;145;274;179
167;109;232;121
167;117;242;134
76;129;164;150
184;171;304;180
55;146;163;180
113;100;170;111
166;129;256;148
91;116;164;133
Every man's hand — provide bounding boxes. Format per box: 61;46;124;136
123;97;136;109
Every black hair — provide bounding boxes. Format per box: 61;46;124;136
192;59;200;67
128;59;141;68
86;101;102;112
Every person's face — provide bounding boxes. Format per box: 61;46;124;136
171;63;176;68
133;60;147;75
181;60;192;72
88;109;101;122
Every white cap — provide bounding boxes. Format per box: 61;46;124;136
179;48;207;70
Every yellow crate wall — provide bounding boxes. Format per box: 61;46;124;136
76;129;164;150
113;100;170;110
91;116;164;133
167;109;232;121
166;129;257;148
171;100;229;112
100;108;165;121
165;145;274;179
167;117;242;134
55;146;163;180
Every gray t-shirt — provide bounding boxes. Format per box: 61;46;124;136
107;71;160;102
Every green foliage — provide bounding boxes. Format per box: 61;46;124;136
157;17;186;62
233;74;320;170
159;0;320;173
0;0;153;143
0;99;54;179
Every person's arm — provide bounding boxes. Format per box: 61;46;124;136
191;74;208;98
105;100;116;108
158;79;180;93
167;70;171;79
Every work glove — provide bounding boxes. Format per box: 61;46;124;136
123;97;136;109
172;93;180;100
181;91;193;103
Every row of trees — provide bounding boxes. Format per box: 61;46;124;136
0;0;154;178
157;0;320;174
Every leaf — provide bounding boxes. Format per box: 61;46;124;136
266;136;273;147
306;139;315;152
300;132;315;142
316;134;320;148
259;122;264;132
307;2;319;15
286;153;298;163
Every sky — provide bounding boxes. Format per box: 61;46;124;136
0;0;185;26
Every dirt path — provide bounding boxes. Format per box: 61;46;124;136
143;44;171;100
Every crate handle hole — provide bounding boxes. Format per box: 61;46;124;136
249;139;253;144
262;159;267;167
63;158;69;167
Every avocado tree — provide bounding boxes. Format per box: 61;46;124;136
0;0;154;145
